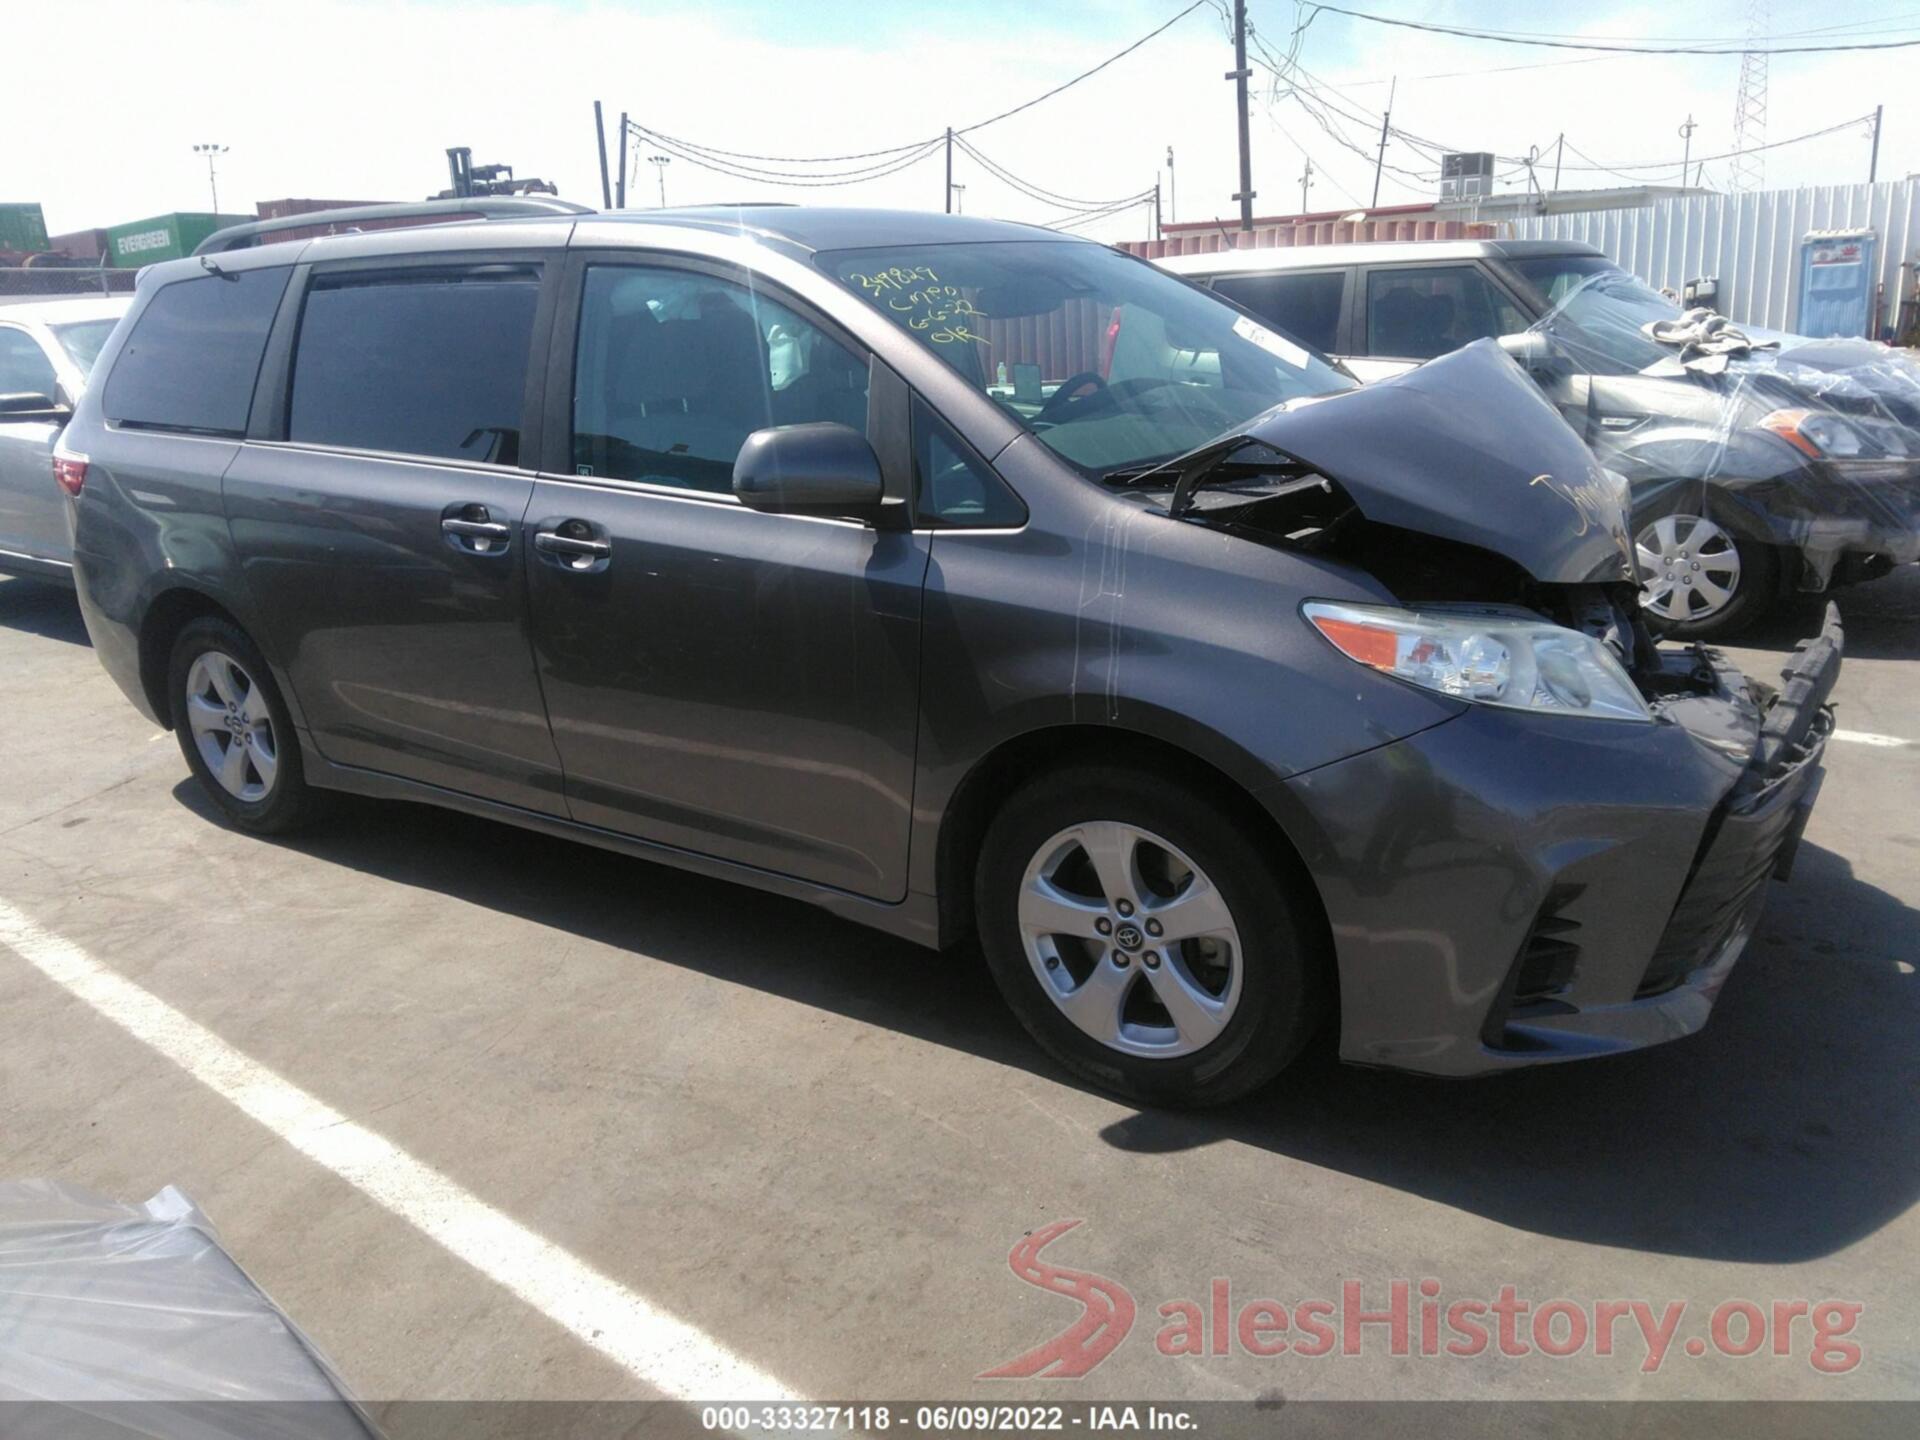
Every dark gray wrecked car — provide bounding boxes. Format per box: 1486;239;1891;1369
63;206;1836;1104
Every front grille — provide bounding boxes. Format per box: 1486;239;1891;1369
1638;708;1831;997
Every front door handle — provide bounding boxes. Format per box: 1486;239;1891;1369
442;504;512;555
534;528;613;569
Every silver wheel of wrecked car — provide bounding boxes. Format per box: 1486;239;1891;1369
1635;512;1743;625
1018;821;1244;1058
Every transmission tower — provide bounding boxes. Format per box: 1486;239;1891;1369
1730;0;1769;192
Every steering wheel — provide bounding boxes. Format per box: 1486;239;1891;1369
1032;370;1108;426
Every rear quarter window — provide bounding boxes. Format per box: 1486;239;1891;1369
102;267;290;435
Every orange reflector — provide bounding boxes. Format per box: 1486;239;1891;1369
1312;615;1399;669
1759;408;1821;459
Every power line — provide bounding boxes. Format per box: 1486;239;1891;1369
1303;2;1920;55
1556;112;1875;177
622;0;1209;176
953;135;1150;213
955;0;1211;136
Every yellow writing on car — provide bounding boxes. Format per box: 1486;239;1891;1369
848;266;989;345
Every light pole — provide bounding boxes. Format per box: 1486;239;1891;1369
649;155;671;208
192;143;229;214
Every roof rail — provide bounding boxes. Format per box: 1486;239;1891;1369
193;197;595;256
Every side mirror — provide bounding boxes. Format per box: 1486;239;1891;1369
0;392;71;421
733;422;888;522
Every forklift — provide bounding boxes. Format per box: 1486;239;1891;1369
431;147;559;201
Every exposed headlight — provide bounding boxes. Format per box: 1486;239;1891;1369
1304;600;1652;723
1760;408;1866;459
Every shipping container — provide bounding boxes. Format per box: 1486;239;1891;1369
103;212;253;267
0;202;51;255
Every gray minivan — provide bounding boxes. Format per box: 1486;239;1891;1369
62;202;1835;1104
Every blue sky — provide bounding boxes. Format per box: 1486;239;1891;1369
7;1;1913;238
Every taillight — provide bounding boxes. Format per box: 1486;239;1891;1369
52;447;88;498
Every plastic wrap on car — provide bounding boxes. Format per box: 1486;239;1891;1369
1519;278;1920;616
0;1179;380;1438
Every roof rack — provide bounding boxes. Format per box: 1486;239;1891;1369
193;197;595;256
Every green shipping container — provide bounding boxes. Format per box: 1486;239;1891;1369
0;202;51;254
104;212;253;268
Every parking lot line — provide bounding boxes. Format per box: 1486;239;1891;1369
0;896;795;1405
1832;729;1912;748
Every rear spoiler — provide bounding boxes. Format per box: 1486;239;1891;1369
194;197;594;256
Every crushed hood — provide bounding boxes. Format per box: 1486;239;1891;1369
1240;340;1636;584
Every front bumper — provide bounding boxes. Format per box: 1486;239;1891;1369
1285;605;1841;1077
1723;460;1920;581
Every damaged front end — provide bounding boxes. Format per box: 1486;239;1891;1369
1145;342;1843;1073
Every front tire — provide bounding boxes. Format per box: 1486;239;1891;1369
168;616;319;835
976;765;1328;1107
1632;496;1780;640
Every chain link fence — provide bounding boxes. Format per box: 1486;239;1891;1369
0;267;138;303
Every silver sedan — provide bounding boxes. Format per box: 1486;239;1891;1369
0;296;128;583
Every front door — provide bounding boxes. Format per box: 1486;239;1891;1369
525;259;928;900
225;258;566;812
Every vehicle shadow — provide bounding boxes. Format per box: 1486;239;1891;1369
174;777;1920;1267
0;577;89;647
1734;564;1920;661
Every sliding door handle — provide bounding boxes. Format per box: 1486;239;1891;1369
534;531;612;559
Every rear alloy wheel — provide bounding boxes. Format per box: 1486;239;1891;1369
169;616;319;835
977;765;1326;1107
1633;509;1777;640
184;651;279;803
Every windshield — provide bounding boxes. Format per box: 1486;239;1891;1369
818;241;1352;475
51;320;119;376
1506;256;1683;376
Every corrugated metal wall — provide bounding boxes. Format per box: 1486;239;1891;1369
1506;180;1919;337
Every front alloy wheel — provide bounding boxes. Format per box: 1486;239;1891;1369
1018;821;1243;1058
977;765;1327;1107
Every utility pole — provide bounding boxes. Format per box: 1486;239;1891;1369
1678;115;1696;187
1154;176;1162;240
945;128;954;214
650;155;670;207
593;101;612;209
1369;77;1395;208
1298;156;1313;214
1870;104;1884;182
1166;145;1176;224
192;144;228;214
1228;0;1255;230
615;111;629;208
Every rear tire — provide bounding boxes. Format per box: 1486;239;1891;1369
168;616;320;835
976;764;1328;1107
